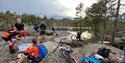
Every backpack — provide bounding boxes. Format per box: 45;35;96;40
37;45;47;61
1;31;10;38
87;56;102;63
97;47;110;58
80;56;102;63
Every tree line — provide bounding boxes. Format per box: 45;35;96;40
0;11;74;30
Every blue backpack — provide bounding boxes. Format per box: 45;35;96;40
80;56;102;63
87;56;102;63
37;45;47;61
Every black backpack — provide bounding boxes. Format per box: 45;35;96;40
97;47;111;58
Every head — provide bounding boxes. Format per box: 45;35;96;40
32;38;38;45
16;18;22;24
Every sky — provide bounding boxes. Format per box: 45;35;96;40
0;0;97;19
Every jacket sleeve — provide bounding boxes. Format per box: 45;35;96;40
22;23;24;27
26;47;34;55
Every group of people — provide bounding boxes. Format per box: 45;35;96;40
1;18;48;63
34;21;46;36
1;18;26;53
1;18;26;42
1;18;116;63
33;21;57;36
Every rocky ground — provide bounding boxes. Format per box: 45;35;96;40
0;31;124;63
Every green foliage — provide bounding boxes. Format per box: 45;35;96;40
84;0;110;42
42;15;48;21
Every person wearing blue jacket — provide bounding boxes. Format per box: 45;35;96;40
34;23;39;33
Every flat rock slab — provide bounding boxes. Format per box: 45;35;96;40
0;31;124;63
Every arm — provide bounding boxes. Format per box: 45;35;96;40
22;23;24;28
15;23;18;30
26;47;34;55
22;23;26;30
44;25;46;30
15;23;17;28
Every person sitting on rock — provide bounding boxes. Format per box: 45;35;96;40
1;26;20;54
15;18;26;40
17;38;47;63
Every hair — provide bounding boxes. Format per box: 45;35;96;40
32;38;38;45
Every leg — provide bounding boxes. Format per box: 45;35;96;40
27;55;40;63
40;31;46;40
20;30;26;41
8;41;15;54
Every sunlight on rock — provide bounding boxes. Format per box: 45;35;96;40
43;42;58;54
98;41;111;44
70;31;77;35
81;31;92;39
69;31;92;39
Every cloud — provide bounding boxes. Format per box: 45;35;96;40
0;0;70;18
0;0;99;19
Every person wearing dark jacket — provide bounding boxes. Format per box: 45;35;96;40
40;21;46;39
40;22;46;35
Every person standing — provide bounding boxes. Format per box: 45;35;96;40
15;18;26;40
34;23;39;33
40;21;46;39
51;23;57;36
34;22;39;37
